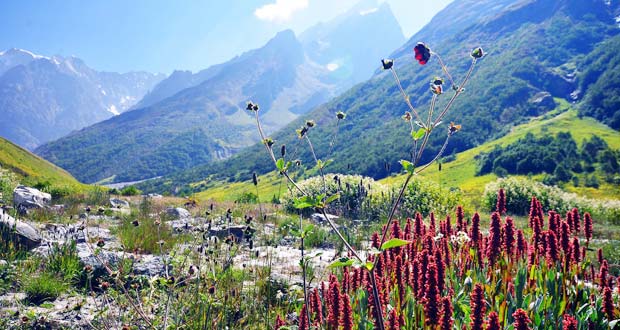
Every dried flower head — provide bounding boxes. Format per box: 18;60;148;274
402;112;412;122
262;138;274;147
471;47;484;59
448;122;461;136
336;111;346;120
305;120;315;128
381;58;394;70
296;126;308;138
246;101;259;111
414;42;431;65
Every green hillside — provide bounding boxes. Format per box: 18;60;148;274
193;106;619;209
0;136;84;192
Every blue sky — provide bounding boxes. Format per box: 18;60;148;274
0;0;452;74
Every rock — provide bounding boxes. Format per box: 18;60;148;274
0;211;42;249
209;225;247;241
310;213;339;223
13;185;51;209
0;259;7;267
109;198;129;208
132;254;171;276
165;207;191;219
147;193;163;199
529;91;556;113
75;243;121;273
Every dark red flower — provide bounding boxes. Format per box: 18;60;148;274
584;212;593;243
545;230;559;265
496;189;507;215
299;304;309;330
274;314;286;330
456;205;465;232
440;296;453;330
470;212;481;244
600;260;609;288
311;288;323;324
571;237;581;264
424;256;441;326
572;208;581;233
487;311;501;330
512;309;532;330
504;217;516;258
435;248;445;293
603;287;615;320
341;294;353;330
560;221;571;254
413;42;431;65
562;315;577;330
327;275;342;329
470;284;486;330
395;255;405;307
516;229;527;258
487;212;502;266
388;309;400;330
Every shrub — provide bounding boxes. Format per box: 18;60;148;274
483;177;620;224
120;185;141;196
46;241;82;284
399;178;462;218
235;192;258;204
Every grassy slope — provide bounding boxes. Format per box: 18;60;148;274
195;107;620;208
0;137;84;189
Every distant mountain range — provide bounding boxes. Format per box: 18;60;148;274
35;0;406;184
0;49;164;149
133;0;620;196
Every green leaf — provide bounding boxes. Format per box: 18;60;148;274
380;238;411;250
412;128;425;141
399;160;415;174
276;158;285;171
294;196;314;209
364;261;374;271
329;257;355;268
325;194;340;204
301;224;315;238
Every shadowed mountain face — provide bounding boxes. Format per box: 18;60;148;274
0;49;164;149
35;2;407;184
134;0;620;195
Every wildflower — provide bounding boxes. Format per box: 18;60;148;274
299;304;309;330
388;309;400;330
252;173;258;186
486;212;502;266
572;208;580;233
395;255;405;306
516;229;527;257
131;220;139;227
311;288;323;324
435;249;445;292
246;101;259;111
600;260;609;288
100;281;110;291
545;230;559;265
84;264;93;273
262;138;274;147
440;296;453;330
504;217;516;257
496;189;507;215
562;315;577;330
296;126;308;138
448;122;461;136
430;77;444;95
305;120;315;128
456;205;465;232
274;315;286;330
470;284;486;330
512;309;531;330
336;111;346;120
584;212;593;243
487;311;501;330
96;239;105;248
327;274;342;329
381;58;394;70
402;111;412;122
414;42;431;65
208;285;215;294
341;294;353;330
471;47;484;59
571;237;580;264
470;212;481;244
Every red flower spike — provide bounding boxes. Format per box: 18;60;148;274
600;260;609;288
413;42;431;65
429;212;437;235
388;309;400;330
445;214;452;237
423;256;441;326
572;208;580;233
603;287;615;320
435;249;445;293
487;311;501;330
547;211;558;235
545;230;559;265
456;205;465;232
504;217;516;258
516;229;527;258
487;212;502;266
566;211;574;232
395;255;405;307
571;237;581;264
496;188;507;215
584;212;593;243
299;304;309;330
598;248;604;265
440;296;453;330
560;221;571;254
311;288;323;324
275;314;287;330
327;275;342;329
562;315;578;330
414;213;424;239
512;309;532;330
470;284;486;330
470;212;481;244
341;294;354;330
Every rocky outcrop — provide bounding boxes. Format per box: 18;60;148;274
13;185;51;209
0;209;42;249
165;207;191;219
109;198;129;208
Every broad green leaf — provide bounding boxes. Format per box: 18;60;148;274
329;257;354;268
276;158;285;171
294;196;314;209
399;160;415;174
380;238;411;251
412;128;425;141
325;194;340;204
365;261;374;271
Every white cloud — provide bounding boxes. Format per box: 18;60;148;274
254;0;309;22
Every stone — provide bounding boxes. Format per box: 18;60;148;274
0;211;42;249
310;213;339;223
109;198;129;208
208;225;247;241
132;254;171;276
529;91;556;113
165;207;191;219
13;185;51;209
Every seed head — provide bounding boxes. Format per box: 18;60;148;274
471;47;484;59
336;111;346;120
414;42;431;65
381;58;394;70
